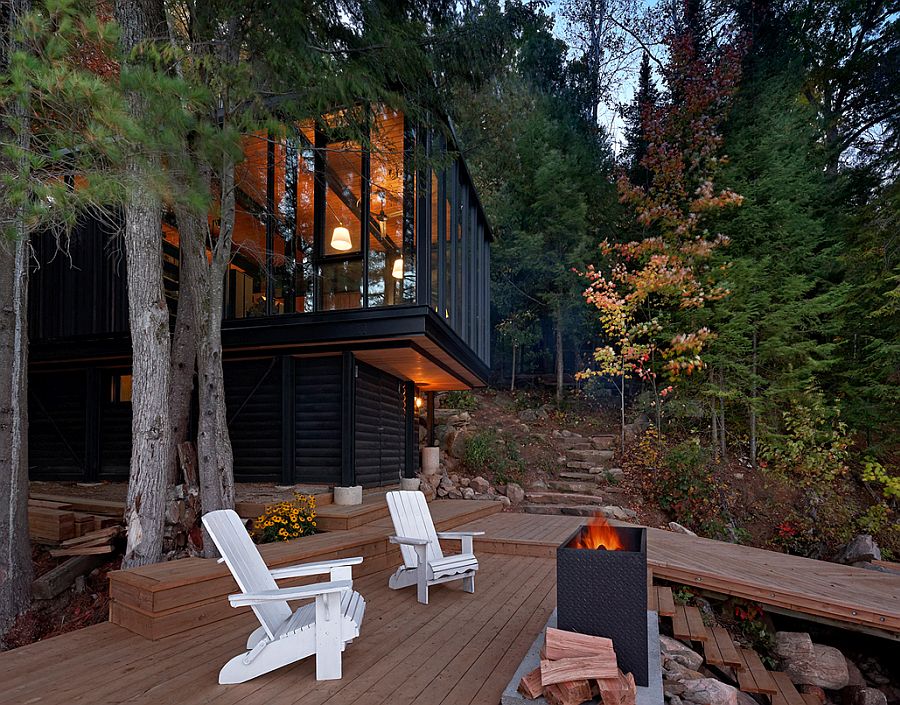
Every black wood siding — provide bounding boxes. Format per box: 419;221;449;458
295;357;342;484
355;362;405;487
225;358;282;482
29;220;129;341
99;381;132;479
29;371;87;478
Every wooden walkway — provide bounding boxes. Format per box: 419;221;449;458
0;553;555;705
455;513;900;636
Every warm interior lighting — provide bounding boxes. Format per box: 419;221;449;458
570;514;625;551
331;225;352;251
392;257;404;279
414;396;424;409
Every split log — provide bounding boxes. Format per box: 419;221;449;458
32;555;105;600
541;656;618;685
596;670;637;705
518;666;544;699
544;679;593;705
177;441;199;491
49;545;114;558
60;526;121;547
545;627;614;660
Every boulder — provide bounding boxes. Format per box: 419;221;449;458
600;505;637;520
669;522;698;536
854;690;887;705
736;692;758;705
845;657;866;688
439;475;454;491
799;685;826;703
660;636;704;671
680;678;739;705
461;487;475;500
448;430;472;459
470;476;491;493
836;535;881;564
518;409;539;422
664;658;705;681
497;495;511;509
448;487;463;499
505;482;526;505
775;633;849;690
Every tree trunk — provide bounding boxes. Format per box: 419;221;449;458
0;0;34;637
711;397;718;456
554;303;564;406
116;0;170;569
510;343;517;392
177;158;235;557
619;367;626;454
166;265;196;487
750;330;757;471
719;369;726;460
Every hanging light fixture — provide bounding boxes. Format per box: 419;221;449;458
331;225;352;251
392;257;404;279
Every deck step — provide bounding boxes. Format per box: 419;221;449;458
735;648;778;694
684;605;710;642
655;586;676;617
710;627;742;668
672;604;692;641
771;672;806;705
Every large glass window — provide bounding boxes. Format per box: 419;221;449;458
229;131;270;318
430;167;439;311
368;107;407;306
274;122;316;313
321;134;364;310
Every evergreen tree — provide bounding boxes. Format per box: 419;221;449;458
622;51;658;188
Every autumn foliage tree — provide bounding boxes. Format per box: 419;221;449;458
580;11;744;443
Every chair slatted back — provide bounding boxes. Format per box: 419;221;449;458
202;509;291;639
386;491;443;569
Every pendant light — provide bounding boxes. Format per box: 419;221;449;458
392;257;404;279
331;225;352;251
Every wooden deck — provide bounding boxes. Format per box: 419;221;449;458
0;553;555;705
455;512;900;636
3;501;899;704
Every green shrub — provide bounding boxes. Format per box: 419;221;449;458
462;429;525;485
442;390;479;411
642;439;726;537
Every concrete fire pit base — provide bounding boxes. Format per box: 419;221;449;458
501;609;663;705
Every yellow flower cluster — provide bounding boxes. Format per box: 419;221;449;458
252;492;319;544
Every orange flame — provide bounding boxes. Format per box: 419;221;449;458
570;514;625;551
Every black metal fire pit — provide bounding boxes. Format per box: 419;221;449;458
557;524;649;686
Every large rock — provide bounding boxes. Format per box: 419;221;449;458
669;522;698;536
664;658;705;681
470;476;490;493
660;636;704;671
854;689;888;705
775;633;849;690
845;657;866;688
680;678;739;705
505;482;525;505
448;429;473;459
836;535;881;564
518;409;539;422
461;487;475;500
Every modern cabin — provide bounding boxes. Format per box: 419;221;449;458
27;107;491;488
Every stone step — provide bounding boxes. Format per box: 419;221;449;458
558;471;599;481
546;480;600;494
565;461;596;470
524;491;608;506
591;435;617;450
521;504;636;519
567;449;616;463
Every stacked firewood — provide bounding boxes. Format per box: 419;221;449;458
518;627;637;705
48;526;122;557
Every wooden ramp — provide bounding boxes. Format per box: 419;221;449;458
455;512;900;637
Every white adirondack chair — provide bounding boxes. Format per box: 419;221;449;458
202;509;366;684
386;490;484;605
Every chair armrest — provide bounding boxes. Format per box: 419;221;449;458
269;557;363;580
228;580;351;608
389;535;430;546
437;531;485;539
